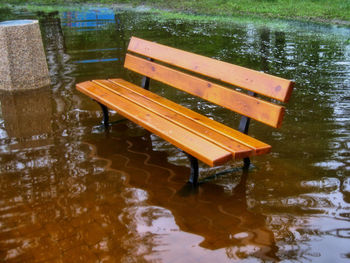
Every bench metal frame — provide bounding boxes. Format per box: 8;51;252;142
96;74;256;185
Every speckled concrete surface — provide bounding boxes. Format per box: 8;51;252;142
0;20;50;91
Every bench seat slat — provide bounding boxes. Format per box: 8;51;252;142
76;81;233;167
108;78;271;156
125;54;285;128
128;36;294;102
93;79;253;158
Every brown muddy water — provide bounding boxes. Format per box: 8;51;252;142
0;6;349;262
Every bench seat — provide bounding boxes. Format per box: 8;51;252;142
77;78;271;167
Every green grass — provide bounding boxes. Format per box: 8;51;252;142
2;0;350;23
138;0;350;22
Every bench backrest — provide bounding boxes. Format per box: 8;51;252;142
125;36;294;129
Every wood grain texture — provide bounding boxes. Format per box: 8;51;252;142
76;81;232;166
109;78;271;156
93;79;253;159
124;54;285;128
128;36;294;102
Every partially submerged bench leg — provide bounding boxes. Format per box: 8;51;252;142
238;115;251;168
186;153;199;185
238;91;257;169
96;101;109;128
243;157;251;169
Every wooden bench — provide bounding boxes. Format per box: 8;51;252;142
76;36;294;185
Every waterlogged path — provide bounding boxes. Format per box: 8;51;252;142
0;6;349;262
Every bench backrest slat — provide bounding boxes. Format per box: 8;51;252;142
127;36;294;102
125;54;285;128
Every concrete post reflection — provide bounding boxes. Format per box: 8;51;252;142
0;87;53;149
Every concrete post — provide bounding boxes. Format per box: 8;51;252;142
0;20;50;91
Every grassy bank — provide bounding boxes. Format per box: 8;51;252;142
2;0;350;24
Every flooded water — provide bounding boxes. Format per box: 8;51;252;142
0;6;349;262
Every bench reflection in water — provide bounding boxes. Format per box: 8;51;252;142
85;122;279;261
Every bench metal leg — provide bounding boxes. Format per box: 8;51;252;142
186;153;199;185
243;157;251;169
141;58;154;90
238;91;256;169
96;101;109;128
238;111;251;168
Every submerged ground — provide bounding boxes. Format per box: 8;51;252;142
0;5;349;262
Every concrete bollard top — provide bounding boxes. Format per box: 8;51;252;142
0;20;38;27
0;19;50;91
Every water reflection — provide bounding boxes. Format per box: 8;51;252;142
60;8;127;81
0;6;350;262
0;87;52;150
86;124;278;261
